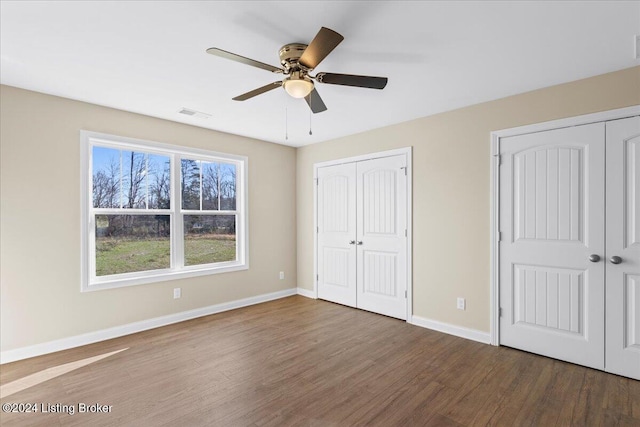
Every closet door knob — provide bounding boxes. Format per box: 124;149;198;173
588;254;600;262
610;256;622;265
357;241;363;245
349;240;356;245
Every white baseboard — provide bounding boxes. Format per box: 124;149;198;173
410;315;491;344
296;287;316;299
0;288;297;365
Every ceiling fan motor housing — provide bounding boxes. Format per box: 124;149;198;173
279;43;308;72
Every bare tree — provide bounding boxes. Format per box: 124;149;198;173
149;158;171;236
125;152;147;209
93;159;120;208
181;159;200;210
220;164;236;210
202;162;220;210
149;158;170;210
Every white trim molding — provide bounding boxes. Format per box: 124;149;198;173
410;315;491;345
491;106;640;140
0;288;297;365
489;105;640;347
296;287;316;299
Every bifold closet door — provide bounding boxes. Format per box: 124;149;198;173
317;163;357;307
499;123;606;370
605;116;640;380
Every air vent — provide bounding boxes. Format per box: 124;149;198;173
178;108;211;119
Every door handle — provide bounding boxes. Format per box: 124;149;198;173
610;256;622;265
349;240;356;245
588;254;600;262
357;241;363;245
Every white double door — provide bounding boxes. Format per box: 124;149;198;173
499;116;640;380
317;155;408;320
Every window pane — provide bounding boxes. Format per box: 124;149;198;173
202;162;219;210
92;146;121;208
220;163;236;210
148;154;171;209
95;215;170;276
122;151;147;209
183;215;236;266
181;159;200;210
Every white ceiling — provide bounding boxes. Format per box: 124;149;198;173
1;1;639;147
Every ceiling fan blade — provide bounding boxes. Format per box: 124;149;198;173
206;47;284;73
304;88;328;114
232;81;283;101
299;27;344;70
316;72;388;89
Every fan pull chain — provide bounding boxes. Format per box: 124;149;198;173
309;100;313;136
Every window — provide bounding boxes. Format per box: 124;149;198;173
81;131;247;291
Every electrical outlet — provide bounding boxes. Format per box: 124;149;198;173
279;271;285;280
457;297;465;310
173;288;181;299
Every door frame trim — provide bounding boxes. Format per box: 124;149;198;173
313;147;413;321
489;105;640;346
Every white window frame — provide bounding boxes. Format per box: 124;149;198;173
80;131;248;292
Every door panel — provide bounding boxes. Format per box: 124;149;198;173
356;155;407;320
514;147;585;242
499;123;605;370
624;275;640;349
322;247;351;288
363;251;398;296
362;168;397;235
317;163;357;307
605;116;640;380
512;264;584;335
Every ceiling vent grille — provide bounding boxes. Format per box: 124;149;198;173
178;108;211;119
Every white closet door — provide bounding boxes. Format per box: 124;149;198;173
499;123;606;369
605;116;640;380
356;155;408;320
317;163;357;307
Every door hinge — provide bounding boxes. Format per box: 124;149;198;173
316;274;319;281
317;226;319;233
405;290;407;298
494;154;502;165
405;229;407;237
498;231;502;241
499;307;503;317
315;178;319;186
400;166;407;176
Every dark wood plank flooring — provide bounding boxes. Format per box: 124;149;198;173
1;296;638;426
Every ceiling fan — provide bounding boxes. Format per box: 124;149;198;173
206;27;388;113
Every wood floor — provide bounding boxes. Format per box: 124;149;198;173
1;296;638;426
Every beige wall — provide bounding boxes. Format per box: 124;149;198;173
297;66;640;332
0;85;297;352
2;66;638;354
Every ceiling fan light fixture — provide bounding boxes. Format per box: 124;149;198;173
283;76;314;99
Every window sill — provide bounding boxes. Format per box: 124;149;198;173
82;263;248;292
